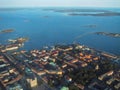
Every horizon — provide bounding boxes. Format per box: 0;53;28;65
0;0;120;8
0;6;120;9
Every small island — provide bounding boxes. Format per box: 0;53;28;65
82;24;97;28
0;29;14;34
95;32;120;38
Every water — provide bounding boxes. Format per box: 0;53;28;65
0;7;120;55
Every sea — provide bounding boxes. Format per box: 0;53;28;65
0;7;120;55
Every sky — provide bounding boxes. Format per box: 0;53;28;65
0;0;120;8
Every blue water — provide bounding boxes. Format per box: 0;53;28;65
0;7;120;55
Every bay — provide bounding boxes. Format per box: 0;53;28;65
0;7;120;55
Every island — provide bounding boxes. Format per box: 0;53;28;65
43;9;109;13
43;8;120;16
0;29;14;34
82;24;97;28
68;12;120;16
95;32;120;38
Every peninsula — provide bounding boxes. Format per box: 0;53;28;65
0;38;120;90
8;37;29;44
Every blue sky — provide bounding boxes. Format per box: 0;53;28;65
0;0;120;8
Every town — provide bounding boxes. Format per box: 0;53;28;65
0;39;120;90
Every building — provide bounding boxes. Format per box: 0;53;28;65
27;77;38;88
25;68;38;88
